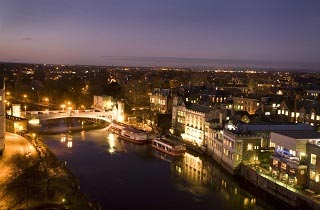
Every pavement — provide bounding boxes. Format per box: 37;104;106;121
0;132;38;209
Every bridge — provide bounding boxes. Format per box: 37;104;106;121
25;110;113;124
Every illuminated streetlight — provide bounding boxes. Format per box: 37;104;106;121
61;104;66;111
43;97;49;104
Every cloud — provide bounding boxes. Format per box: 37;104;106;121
21;37;32;41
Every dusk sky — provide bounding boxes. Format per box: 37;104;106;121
0;0;320;68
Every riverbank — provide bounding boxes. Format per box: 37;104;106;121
21;133;102;210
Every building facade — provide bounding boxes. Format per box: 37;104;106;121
269;131;320;187
149;88;172;114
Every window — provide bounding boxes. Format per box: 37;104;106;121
236;154;240;161
270;142;275;147
247;143;253;151
310;170;316;181
281;163;286;170
311;154;317;165
273;159;278;167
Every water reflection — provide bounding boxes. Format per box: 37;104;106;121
60;134;66;143
171;152;260;209
44;129;276;210
60;133;73;148
108;133;116;154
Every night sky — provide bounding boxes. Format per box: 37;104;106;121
0;0;319;68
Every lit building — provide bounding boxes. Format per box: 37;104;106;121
93;95;114;111
0;78;5;155
171;96;187;135
269;131;320;187
221;128;261;174
11;104;21;117
232;96;260;115
277;98;320;126
149;88;172;114
6;115;28;134
112;100;125;122
182;105;215;146
306;141;320;193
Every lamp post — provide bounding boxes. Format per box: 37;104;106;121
61;104;66;112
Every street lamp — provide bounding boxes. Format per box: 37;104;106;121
44;97;49;105
61;104;66;111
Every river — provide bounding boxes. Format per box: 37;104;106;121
43;128;283;210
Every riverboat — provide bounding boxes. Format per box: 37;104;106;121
151;137;186;156
106;122;125;135
107;122;150;144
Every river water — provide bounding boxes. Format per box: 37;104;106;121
43;128;281;210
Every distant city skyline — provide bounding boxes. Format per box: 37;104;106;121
0;0;320;69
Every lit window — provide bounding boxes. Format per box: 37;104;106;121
281;163;286;170
247;143;253;151
235;154;239;161
273;159;278;167
310;170;316;181
311;154;317;165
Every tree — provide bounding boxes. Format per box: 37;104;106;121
6;155;45;209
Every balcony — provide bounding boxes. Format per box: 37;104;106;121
271;152;306;168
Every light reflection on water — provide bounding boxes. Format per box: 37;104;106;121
44;128;278;210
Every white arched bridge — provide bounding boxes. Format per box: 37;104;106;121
25;110;113;124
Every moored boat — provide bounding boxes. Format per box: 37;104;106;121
107;122;150;144
151;137;186;156
106;122;125;135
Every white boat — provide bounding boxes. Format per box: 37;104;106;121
151;137;186;156
107;122;150;144
106;122;125;135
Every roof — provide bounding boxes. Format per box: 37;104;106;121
237;123;314;132
188;105;214;113
272;130;320;139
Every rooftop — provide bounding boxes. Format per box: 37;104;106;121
272;130;320;139
188;105;214;113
